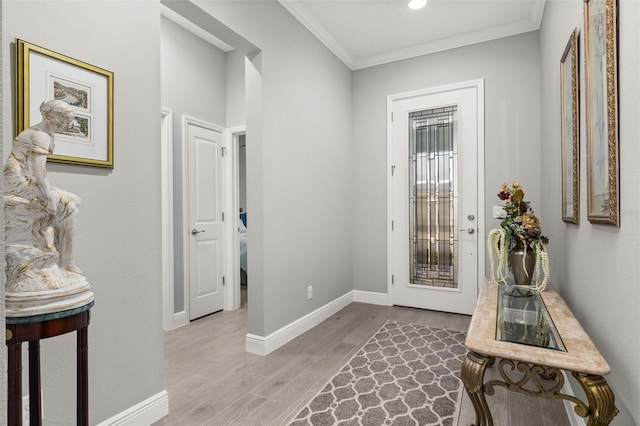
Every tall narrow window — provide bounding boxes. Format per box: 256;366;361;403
408;106;458;288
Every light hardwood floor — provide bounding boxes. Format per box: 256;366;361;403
154;299;570;425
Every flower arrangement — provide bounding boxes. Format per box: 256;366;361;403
488;182;550;291
497;182;549;249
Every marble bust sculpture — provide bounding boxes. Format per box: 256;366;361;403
4;99;94;316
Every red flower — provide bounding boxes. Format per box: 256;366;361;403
498;191;510;200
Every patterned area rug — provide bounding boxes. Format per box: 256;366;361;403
290;321;467;426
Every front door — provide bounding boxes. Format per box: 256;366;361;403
390;83;482;315
187;122;224;320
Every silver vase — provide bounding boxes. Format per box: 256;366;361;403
509;249;536;285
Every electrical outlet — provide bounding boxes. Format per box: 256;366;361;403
493;205;506;219
307;286;313;300
22;392;43;423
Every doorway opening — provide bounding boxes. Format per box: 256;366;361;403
225;126;247;311
238;134;248;309
160;1;261;330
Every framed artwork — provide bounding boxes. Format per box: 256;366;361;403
583;0;618;225
560;28;579;224
17;39;114;168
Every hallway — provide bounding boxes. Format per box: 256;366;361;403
155;302;569;425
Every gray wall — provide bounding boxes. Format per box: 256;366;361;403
190;1;354;335
352;32;542;294
161;16;227;314
2;1;164;424
226;49;246;128
539;0;640;423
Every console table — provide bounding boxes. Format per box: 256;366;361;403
6;301;94;426
461;281;618;426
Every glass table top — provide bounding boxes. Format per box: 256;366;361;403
496;285;566;351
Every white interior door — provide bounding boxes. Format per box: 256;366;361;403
187;122;224;320
390;83;482;315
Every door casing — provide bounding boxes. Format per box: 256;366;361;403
161;118;245;328
386;79;485;309
161;108;176;330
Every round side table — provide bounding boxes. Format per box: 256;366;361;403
6;301;94;426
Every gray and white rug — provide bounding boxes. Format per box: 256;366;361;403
290;321;467;426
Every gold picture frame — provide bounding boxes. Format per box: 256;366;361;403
17;39;114;168
560;28;579;224
584;0;618;225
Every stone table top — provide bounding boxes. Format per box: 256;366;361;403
465;280;610;375
6;300;94;325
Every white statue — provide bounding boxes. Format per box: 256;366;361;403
4;100;94;316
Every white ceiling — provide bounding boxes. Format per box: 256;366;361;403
279;0;546;70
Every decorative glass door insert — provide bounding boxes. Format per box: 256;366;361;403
408;106;458;288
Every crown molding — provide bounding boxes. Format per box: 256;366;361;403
278;0;356;69
279;0;546;71
353;16;542;70
531;0;547;29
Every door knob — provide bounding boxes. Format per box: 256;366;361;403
460;228;475;234
191;229;206;236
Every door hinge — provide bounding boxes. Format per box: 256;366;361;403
391;220;394;231
392;274;395;285
391;112;394;122
391;165;396;176
221;146;227;157
222;276;226;286
222;212;225;222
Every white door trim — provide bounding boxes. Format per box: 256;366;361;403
224;125;246;311
160;109;177;330
182;116;227;321
386;79;485;306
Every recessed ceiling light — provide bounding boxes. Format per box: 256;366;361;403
408;0;427;10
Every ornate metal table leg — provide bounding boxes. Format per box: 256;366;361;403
461;351;494;426
572;373;618;426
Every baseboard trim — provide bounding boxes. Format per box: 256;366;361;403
246;291;354;355
96;390;168;426
353;290;390;306
172;311;188;329
561;371;586;426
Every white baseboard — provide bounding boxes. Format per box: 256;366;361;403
353;290;390;306
172;311;188;329
164;310;186;331
96;390;168;426
246;291;354;355
561;371;586;426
